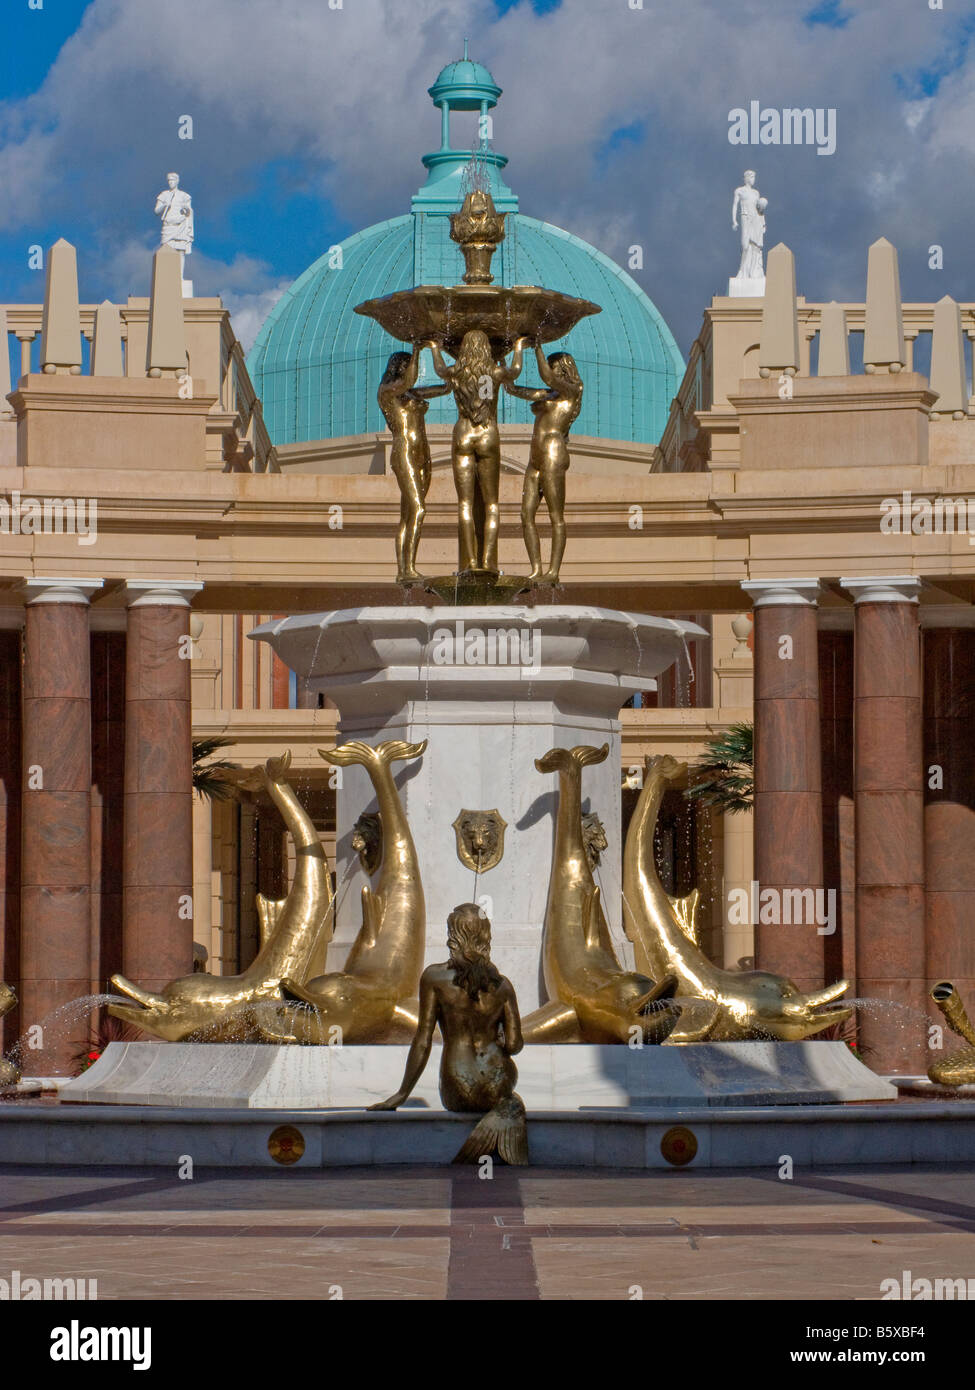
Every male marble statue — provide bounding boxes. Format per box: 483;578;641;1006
154;173;194;291
730;170;767;295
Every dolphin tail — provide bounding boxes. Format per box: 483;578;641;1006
453;1096;528;1166
535;743;609;774
319;739;428;770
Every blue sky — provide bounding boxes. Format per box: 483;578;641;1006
3;0;975;357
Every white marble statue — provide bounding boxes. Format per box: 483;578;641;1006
154;173;194;292
730;170;767;294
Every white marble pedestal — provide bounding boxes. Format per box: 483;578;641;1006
250;605;704;1009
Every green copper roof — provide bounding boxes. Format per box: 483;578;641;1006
248;53;684;448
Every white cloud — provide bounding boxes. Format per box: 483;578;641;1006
220;281;290;353
1;0;972;349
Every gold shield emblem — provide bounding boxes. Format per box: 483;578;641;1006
452;808;507;872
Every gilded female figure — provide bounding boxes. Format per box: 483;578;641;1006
505;340;583;584
427;331;524;574
368;904;527;1164
377;344;450;583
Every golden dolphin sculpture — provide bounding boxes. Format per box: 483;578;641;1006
264;739;428;1044
927;982;975;1086
622;754;852;1042
109;752;333;1042
522;744;681;1045
0;982;21;1087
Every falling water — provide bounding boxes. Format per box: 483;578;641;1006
2;992;132;1080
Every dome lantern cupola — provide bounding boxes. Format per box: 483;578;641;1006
413;41;517;215
248;51;684;449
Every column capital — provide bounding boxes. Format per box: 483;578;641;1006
20;577;104;606
741;578;821;608
839;575;921;605
124;580;203;609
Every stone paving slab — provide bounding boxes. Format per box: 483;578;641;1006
1;1163;973;1301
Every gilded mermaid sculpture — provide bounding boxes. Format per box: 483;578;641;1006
427;331;525;573
377;344;450;584
369;903;528;1165
505;340;583;584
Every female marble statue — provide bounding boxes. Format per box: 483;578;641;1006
505;339;583;584
368;903;528;1164
427;331;525;573
377;345;450;583
732;170;767;281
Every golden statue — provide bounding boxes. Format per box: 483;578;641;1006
428;331;525;573
450;189;506;286
622;754;853;1041
263;739;428;1044
109;752;334;1042
505;341;583;584
928;981;975;1086
520;744;681;1045
377;344;450;583
369;902;528;1165
0;982;21;1088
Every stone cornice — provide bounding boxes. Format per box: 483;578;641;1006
9;376;217;416
728;374;939;415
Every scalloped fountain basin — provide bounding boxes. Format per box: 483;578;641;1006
354;283;600;356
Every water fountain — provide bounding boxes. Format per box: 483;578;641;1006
3;191;974;1168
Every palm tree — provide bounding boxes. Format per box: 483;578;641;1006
684;722;753;814
192;737;240;801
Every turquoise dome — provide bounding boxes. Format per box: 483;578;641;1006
248;54;684;448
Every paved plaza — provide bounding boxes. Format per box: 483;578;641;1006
1;1163;973;1301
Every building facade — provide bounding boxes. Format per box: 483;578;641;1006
1;57;973;1076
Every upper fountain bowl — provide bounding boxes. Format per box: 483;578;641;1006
355;283;601;358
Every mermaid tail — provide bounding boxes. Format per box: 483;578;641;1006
452;1095;528;1166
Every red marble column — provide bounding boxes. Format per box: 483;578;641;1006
842;577;925;1073
741;580;825;994
123;581;201;992
0;621;22;1053
818;628;856;990
90;625;126;995
923;626;975;1006
19;579;102;1074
